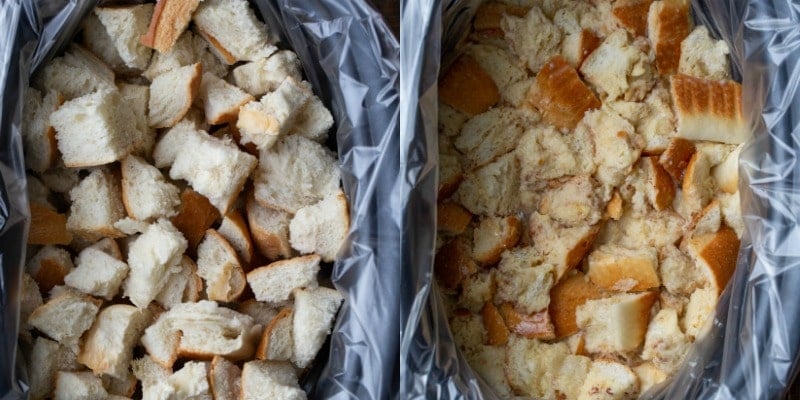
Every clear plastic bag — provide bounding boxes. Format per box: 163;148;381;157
400;0;800;398
0;1;399;399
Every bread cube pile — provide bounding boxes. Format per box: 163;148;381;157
19;1;349;398
437;1;746;398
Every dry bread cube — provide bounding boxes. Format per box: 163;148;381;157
67;169;126;241
291;287;343;368
529;212;600;280
123;219;188;308
237;78;312;149
155;255;202;309
254;135;340;213
152;119;197;168
80;12;127;72
670;74;748;144
597;209;685;249
679;26;731;80
504;336;571;398
647;0;691;75
218;209;255;265
197;72;254;124
641;308;690;374
148;62;202;128
494;247;554;314
27;337;81;400
681;150;716;215
247;255;320;304
170;188;222;252
168;361;212;399
95;4;154;70
247;197;293;261
472;215;521;266
256;307;294;361
437;201;473;235
54;371;108;400
40;161;81;195
143;30;227;80
502;7;562;73
28;203;72;245
26;245;74;292
454;107;525;170
659;244;701;295
118;83;154;157
210;356;242;400
241;360;306;400
438;102;469;138
634;362;668;395
583;107;642;188
587;244;660;292
34;44;115;100
560;28;602;69
50;90;136;167
577;360;639;400
549;272;606;339
687;227;740;295
22;88;62;173
238;300;279;327
457;152;519;216
576;291;656;354
28;291;100;352
132;355;174;399
481;302;509;346
139;0;201;53
438;54;500;116
713;143;742;194
438;152;463;200
516;123;596;194
233;50;303;97
197;229;247;302
78;304;151;378
682;287;717;339
169;128;258;214
580;29;654;101
289;189;350;262
464;44;527;99
121;155;181;221
192;0;277;64
293;94;335;143
64;247;129;300
719;191;744;237
612;0;655;37
539;175;603;227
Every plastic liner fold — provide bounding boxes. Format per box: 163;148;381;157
0;1;399;399
400;0;800;399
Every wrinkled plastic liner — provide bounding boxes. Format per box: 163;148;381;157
401;0;800;399
0;1;399;399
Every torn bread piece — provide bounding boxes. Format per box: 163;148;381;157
679;26;731;80
643;156;676;211
682;150;716;215
78;305;151;379
54;371;108;400
192;0;278;64
503;336;571;398
529;212;600;280
473;215;521;266
67;169;126;241
580;29;654;101
587;244;660;292
497;302;556;340
22;88;62;173
577;360;640;400
19;273;43;337
28;291;100;352
247;197;293;261
713;143;742;194
95;4;154;70
34;44;115;100
289;189;349;262
659;137;696;182
293;94;335;143
28;337;81;400
152;119;196;168
81;12;127;72
437;201;473;235
481;302;509;345
218;209;255;265
457;152;520;216
237;78;312;149
291;287;344;368
641;308;690;374
143;30;227;80
121;154;180;221
671;74;748;144
197;229;247;302
171;188;221;253
132;355;174;399
576;291;657;354
247;255;320;304
28;203;72;245
528;55;601;130
168;361;212;399
687;227;740;295
613;0;654;37
472;2;528;37
123;219;188;308
140;0;201;52
26;245;74;293
635;362;668;395
647;0;691;75
118;83;154;157
233;50;303;97
155;255;202;309
241;360;306;400
454;107;525;170
494;247;554;315
148;62;202;128
501;7;562;73
560;28;601;69
548;272;606;339
256;307;294;361
197;72;254;124
538;175;603;227
238;300;279;327
439;54;500;116
64;247;129;300
210;356;242;400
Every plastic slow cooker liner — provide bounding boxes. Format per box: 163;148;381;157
401;0;800;398
0;0;399;399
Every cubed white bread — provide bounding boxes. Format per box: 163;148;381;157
168;361;212;399
612;0;652;37
121;155;180;221
64;247;129;300
659;244;701;295
575;291;657;354
132;355;175;399
454;107;525;170
34;44;115;100
528;212;600;281
139;0;201;53
643;155;677;212
291;287;343;368
457;152;519;216
641;308;690;374
254;135;340;213
687;227;740;295
634;362;669;395
713;143;742;194
28;291;100;352
40;161;81;194
256;307;294;361
465;43;527;96
580;29;654;101
50;90;137;167
504;336;570;398
238;300;279;327
148;62;202;128
516;123;595;187
671;74;748;144
152;119;197;168
472;215;521;266
582;106;642;187
114;217;150;235
192;0;278;64
27;337;81;400
247;255;320;304
462;343;513;397
197;72;254;124
689;200;722;238
123;219;188;308
289;190;349;262
679;26;731;80
555;354;593;400
78;304;151;378
494;247;554;314
560;29;601;69
169;128;258;214
22;88;62;172
95;4;154;70
26;245;74;293
141;301;259;367
54;371;108;400
241;360;306;400
501;7;562;73
170;188;222;251
102;373;138;398
218;209;255;265
156;255;202;309
458;271;493;313
143;30;228;80
19;273;43;335
210;356;242;400
719;191;745;237
527;55;602;131
293;94;335;143
67;169;126;241
647;0;691;75
197;229;247;302
237;78;312;149
80;12;127;72
577;360;639;400
586;244;660;292
233;51;303;97
118;83;154;157
538;175;603;227
682;287;718;339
